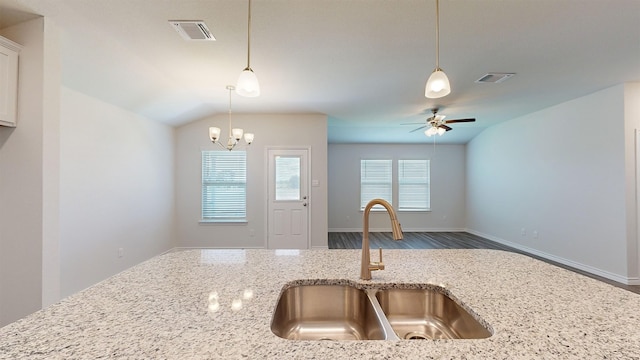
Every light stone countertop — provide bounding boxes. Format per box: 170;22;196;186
1;249;639;359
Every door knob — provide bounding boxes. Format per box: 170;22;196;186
303;203;307;207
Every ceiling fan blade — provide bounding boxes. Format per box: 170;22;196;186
444;118;476;124
439;124;453;131
409;125;427;133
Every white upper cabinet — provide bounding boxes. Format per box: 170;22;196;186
0;35;22;127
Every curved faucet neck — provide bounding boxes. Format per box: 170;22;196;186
361;199;403;280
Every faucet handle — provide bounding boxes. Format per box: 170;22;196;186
376;247;385;270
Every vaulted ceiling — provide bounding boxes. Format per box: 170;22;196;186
1;0;639;143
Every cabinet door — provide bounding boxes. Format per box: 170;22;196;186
0;37;21;127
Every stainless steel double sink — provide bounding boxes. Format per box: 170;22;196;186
271;282;492;341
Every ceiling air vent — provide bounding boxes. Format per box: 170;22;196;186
169;21;215;41
475;73;515;84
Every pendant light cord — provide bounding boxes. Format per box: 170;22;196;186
435;0;440;69
246;0;252;69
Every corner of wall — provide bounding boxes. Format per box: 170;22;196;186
624;82;640;280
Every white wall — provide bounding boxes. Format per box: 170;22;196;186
175;113;328;248
41;17;62;309
328;144;466;232
59;87;175;297
0;17;49;327
466;85;631;282
624;83;640;281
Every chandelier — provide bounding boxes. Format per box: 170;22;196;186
209;85;254;150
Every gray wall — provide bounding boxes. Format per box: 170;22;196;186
0;18;177;325
175;113;328;248
328;144;466;232
0;18;50;326
59;87;175;297
466;84;638;283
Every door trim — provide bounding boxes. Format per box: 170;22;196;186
264;146;312;249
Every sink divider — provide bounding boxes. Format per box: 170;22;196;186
364;289;401;341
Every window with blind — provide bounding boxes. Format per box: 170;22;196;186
398;159;430;211
360;159;430;212
201;151;247;222
360;159;392;210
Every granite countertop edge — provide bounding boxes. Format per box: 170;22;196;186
1;248;639;359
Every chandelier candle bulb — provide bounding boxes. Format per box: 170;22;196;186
209;127;221;142
232;128;244;140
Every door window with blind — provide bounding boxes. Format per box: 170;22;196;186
201;151;247;222
360;159;430;211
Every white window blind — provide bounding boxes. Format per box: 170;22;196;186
398;159;430;211
202;151;247;221
360;159;392;209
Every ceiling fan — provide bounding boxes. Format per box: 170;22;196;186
405;108;476;136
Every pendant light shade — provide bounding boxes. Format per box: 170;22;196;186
425;68;451;98
425;0;451;99
236;67;260;97
236;0;260;97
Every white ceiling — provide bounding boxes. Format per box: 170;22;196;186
1;0;639;144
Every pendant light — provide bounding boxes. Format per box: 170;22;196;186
209;85;254;151
236;0;260;97
425;0;451;99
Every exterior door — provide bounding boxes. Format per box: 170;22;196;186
267;148;310;249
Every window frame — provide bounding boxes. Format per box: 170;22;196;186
359;158;431;212
201;150;248;223
360;159;393;210
397;159;430;211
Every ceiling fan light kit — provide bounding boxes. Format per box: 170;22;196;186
425;0;451;99
236;0;260;97
425;126;446;137
404;108;475;137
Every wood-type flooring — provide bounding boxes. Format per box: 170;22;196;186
328;231;640;295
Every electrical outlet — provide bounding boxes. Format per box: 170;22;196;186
520;228;526;236
118;248;124;258
249;229;255;237
532;230;538;239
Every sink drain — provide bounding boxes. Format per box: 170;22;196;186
404;332;429;340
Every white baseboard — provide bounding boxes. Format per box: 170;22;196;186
166;245;331;251
166;246;264;252
466;229;635;285
329;228;466;232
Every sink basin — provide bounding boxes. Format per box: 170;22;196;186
375;288;492;340
271;284;387;340
271;283;492;341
